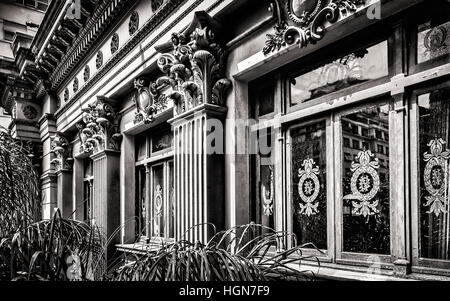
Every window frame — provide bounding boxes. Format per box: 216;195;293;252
285;117;335;261
410;78;450;273
333;98;395;267
283;27;395;115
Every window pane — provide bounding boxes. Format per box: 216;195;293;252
152;165;164;237
136;167;146;238
135;133;147;160
250;75;275;118
290;41;388;105
291;121;327;249
252;129;274;233
341;104;390;254
168;161;174;238
418;89;450;260
417;21;450;64
152;129;173;153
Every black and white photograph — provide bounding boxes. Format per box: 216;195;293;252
0;0;449;292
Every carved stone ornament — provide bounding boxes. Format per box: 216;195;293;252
297;158;320;216
263;0;366;55
133;77;168;124
261;166;274;216
64;88;69;102
73;77;79;93
155;11;232;116
22;105;38;120
96;51;103;69
50;133;73;171
423;138;450;216
129;11;139;35
76;97;122;154
84;65;90;82
111;33;119;54
343;149;380;217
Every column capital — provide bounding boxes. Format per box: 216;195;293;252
76;96;122;155
50;133;73;172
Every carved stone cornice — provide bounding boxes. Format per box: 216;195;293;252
263;0;366;55
155;11;232;116
54;0;191;119
77;96;122;155
50;133;73;172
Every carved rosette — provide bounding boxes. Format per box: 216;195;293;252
77;97;122;154
156;12;231;116
263;0;366;55
133;77;168;124
50;133;73;171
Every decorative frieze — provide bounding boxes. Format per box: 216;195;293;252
77;97;122;155
263;0;366;55
156;11;231;116
50;133;73;172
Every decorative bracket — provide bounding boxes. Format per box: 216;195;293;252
263;0;366;55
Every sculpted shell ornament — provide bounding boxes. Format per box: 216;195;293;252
297;158;320;216
263;0;366;55
423;138;450;216
343;149;380;217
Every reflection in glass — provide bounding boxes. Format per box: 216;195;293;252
290;41;388;105
152;129;173;153
417;21;450;64
168;161;174;238
291;121;327;250
136;166;146;239
341;104;390;254
251;78;275;118
418;89;450;260
252;129;274;234
152;165;164;237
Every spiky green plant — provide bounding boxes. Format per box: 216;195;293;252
0;129;40;237
108;224;320;281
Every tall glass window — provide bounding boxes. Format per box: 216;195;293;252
291;121;327;249
418;89;450;260
341;104;390;254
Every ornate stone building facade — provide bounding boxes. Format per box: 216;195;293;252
1;0;450;280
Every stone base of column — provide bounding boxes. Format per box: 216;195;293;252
393;259;410;277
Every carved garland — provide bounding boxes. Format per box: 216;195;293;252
50;133;73;171
76;98;122;154
264;0;366;55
